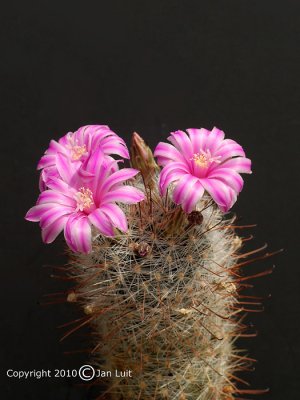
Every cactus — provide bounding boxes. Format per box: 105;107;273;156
26;126;274;399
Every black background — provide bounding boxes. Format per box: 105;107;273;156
1;1;299;399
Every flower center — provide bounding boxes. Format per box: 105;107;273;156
67;134;87;160
71;144;87;160
75;187;94;212
190;149;221;168
191;153;209;167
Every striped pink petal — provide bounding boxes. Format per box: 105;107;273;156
159;160;190;179
58;132;72;147
81;146;105;176
100;203;128;232
214;139;245;160
99;168;140;195
88;209;115;236
86;125;129;158
101;186;145;205
40;206;72;229
168;130;193;160
39;167;60;191
37;190;76;207
41;215;69;244
56;153;79;184
100;137;129;159
173;174;199;205
25;204;53;222
186;128;210;153
45;177;76;196
64;215;77;252
47;139;67;155
208;168;244;193
204;127;225;153
182;181;205;213
69;215;92;254
218;157;252;174
154;142;186;165
200;178;234;212
37;154;56;170
159;168;188;196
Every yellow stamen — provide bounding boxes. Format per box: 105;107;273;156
71;144;87;160
67;134;87;160
190;149;221;167
190;153;209;167
75;187;94;212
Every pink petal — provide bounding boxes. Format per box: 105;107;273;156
100;139;130;159
154;142;186;165
47;139;67;155
79;217;92;253
73;126;89;144
228;188;238;209
97;133;126;148
159;162;189;195
172;174;199;205
46;177;76;196
83;151;120;196
37;190;76;207
39;206;73;229
100;168;139;195
168;130;193;159
88;209;114;236
56;152;77;183
182;181;205;213
64;215;77;252
154;156;172;166
101;186;145;205
159;161;190;184
159;170;187;196
41;215;69;243
37;154;56;170
86;125;114;144
215;139;245;160
218;157;252;174
58;132;73;147
208;168;244;193
25;204;53;222
39;166;60;190
87;125;130;158
100;203;128;232
200;178;234;212
39;172;47;192
186;128;210;153
71;216;92;253
81;146;106;178
205;127;225;153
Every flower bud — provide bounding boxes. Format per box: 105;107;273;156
130;132;159;188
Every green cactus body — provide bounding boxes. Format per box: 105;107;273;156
68;173;250;400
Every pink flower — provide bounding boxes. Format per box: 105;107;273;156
154;127;252;213
25;149;145;253
38;125;129;190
